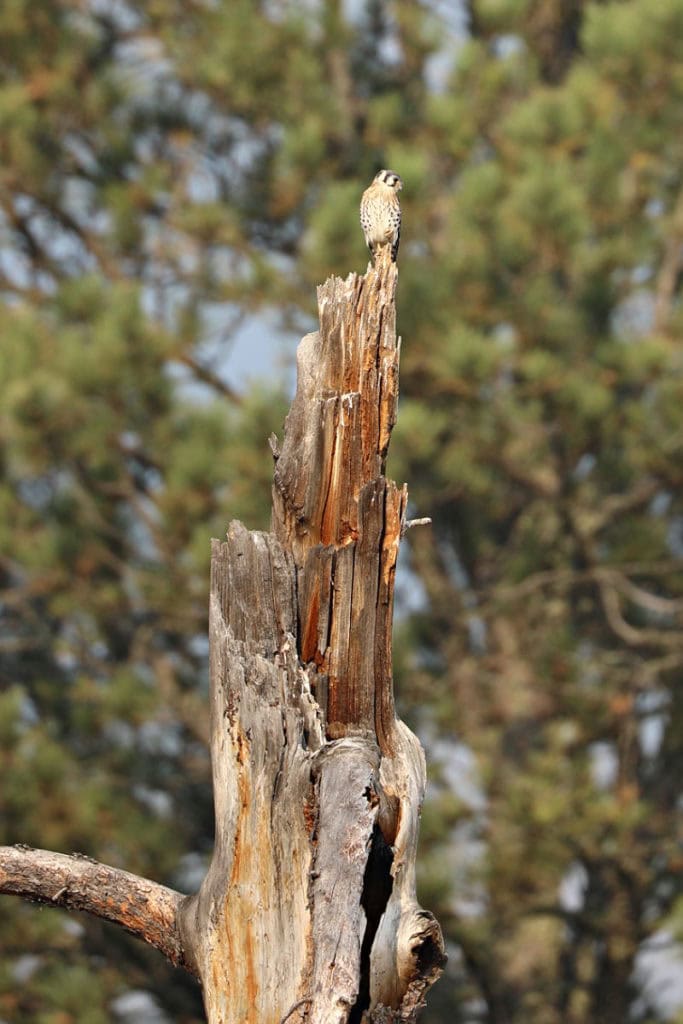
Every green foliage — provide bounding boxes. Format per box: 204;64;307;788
1;0;683;1022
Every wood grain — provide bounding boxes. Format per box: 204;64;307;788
0;845;192;973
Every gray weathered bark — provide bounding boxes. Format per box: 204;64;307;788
0;250;445;1024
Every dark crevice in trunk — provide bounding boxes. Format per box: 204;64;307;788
349;823;395;1024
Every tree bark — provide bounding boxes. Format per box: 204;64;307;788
0;250;445;1023
0;845;191;972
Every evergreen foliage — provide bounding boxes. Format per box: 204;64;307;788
1;1;682;1022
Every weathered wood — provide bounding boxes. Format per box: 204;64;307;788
308;739;381;1024
0;250;445;1024
180;251;445;1024
0;845;191;972
179;525;322;1024
272;255;407;751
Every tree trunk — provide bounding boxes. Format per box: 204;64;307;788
0;251;445;1023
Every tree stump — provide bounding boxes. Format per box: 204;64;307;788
0;251;445;1024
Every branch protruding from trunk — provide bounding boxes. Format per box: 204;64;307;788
0;845;194;974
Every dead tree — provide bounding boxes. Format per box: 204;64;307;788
0;252;445;1024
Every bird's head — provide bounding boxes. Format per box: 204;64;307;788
374;169;403;192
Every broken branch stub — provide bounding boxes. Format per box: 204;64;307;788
181;251;445;1024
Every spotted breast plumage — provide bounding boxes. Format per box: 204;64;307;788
360;169;403;263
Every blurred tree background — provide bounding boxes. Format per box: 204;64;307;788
1;0;682;1022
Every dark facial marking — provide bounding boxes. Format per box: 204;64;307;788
375;169;403;190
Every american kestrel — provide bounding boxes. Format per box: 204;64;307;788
360;169;403;263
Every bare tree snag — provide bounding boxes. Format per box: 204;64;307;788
0;250;445;1023
179;252;445;1023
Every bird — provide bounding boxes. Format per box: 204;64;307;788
360;169;403;263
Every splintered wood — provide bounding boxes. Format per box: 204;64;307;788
183;252;445;1024
272;263;401;550
272;258;406;749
